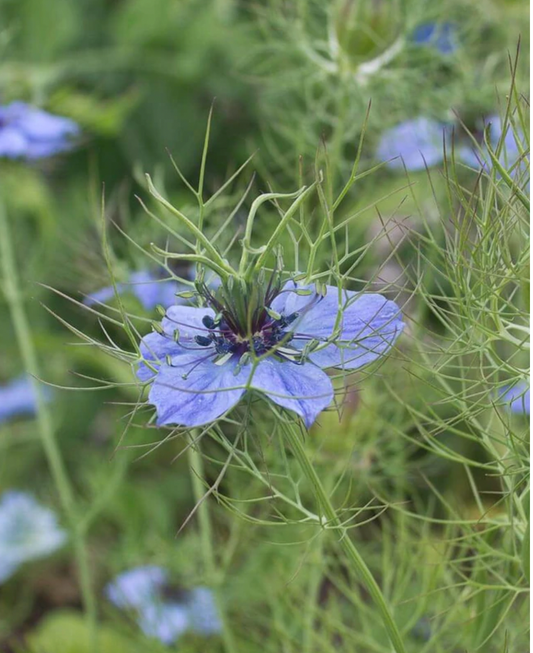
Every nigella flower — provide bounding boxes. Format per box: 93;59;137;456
499;381;530;416
106;566;169;609
137;603;189;645
377;117;450;171
0;376;52;424
106;567;220;645
0;102;79;160
412;22;457;55
137;276;403;428
186;586;222;635
459;115;530;187
0;491;67;583
84;269;186;310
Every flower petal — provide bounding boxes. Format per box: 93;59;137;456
249;358;334;427
161;306;215;340
148;354;247;427
377;117;449;171
278;283;403;370
137;332;184;382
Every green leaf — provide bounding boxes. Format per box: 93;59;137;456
24;611;140;653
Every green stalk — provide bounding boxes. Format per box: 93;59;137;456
0;200;98;652
187;435;238;653
284;424;408;653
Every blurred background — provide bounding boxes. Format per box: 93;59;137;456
0;1;529;651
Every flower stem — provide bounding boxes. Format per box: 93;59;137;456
187;436;238;653
0;200;98;652
284;424;408;653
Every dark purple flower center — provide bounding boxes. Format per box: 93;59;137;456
194;311;299;360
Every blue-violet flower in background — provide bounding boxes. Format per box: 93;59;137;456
499;381;530;416
0;376;51;424
459;115;530;187
0;491;67;583
187;586;223;635
0;102;79;160
412;22;457;55
106;566;221;645
138;277;404;428
377;117;450;171
85;269;186;310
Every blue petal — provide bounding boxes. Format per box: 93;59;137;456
137;306;215;383
186;587;222;635
161;305;215;340
499;382;530;416
18;106;79;141
274;283;404;370
0;491;66;579
137;332;184;382
106;566;168;609
0;376;52;423
137;602;189;644
148;354;248;427
83;284;123;306
250;358;334;427
129;270;183;310
460;115;530;189
377;117;449;171
413;22;457;55
0;127;28;158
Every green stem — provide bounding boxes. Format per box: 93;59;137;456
187;436;238;653
284;425;408;653
0;200;98;652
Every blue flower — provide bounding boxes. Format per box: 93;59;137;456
0;376;52;424
0;102;79;160
106;566;169;609
0;491;67;583
412;22;457;55
499;381;530;416
84;269;186;310
138;279;403;428
459;115;530;188
377;117;450;171
106;567;221;645
186;586;222;635
137;603;189;645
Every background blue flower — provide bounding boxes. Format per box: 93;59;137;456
413;23;457;55
377;117;450;171
499;381;530;416
459;115;530;188
84;269;186;310
0;102;78;160
106;566;169;609
0;376;52;424
186;586;222;635
106;566;221;644
0;491;67;583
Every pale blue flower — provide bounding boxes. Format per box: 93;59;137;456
106;566;222;645
0;376;51;424
186;586;222;635
0;102;78;159
106;566;168;609
459;115;530;189
413;22;457;55
377;117;450;171
137;603;189;645
138;279;403;428
0;491;67;582
84;269;186;310
499;381;530;416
